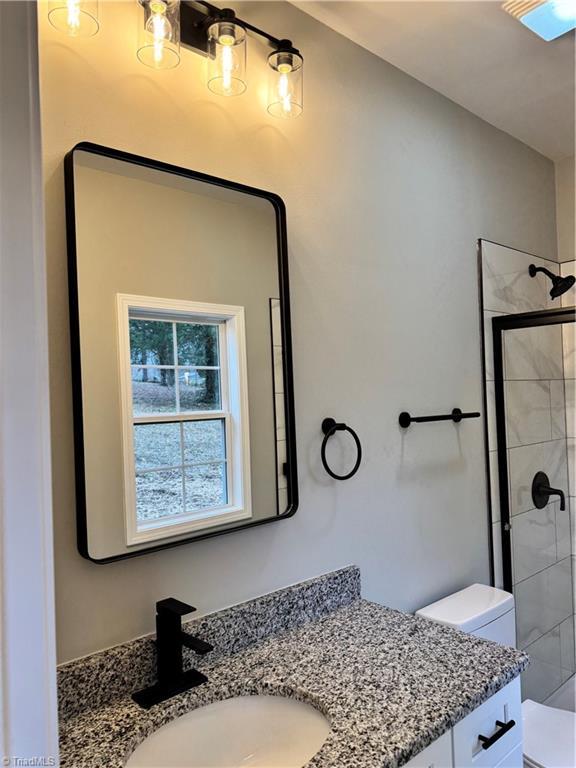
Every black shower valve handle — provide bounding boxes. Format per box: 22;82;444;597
532;471;566;511
542;484;566;511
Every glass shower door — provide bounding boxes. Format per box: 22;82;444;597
493;308;575;704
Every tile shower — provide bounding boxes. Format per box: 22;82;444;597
480;240;575;706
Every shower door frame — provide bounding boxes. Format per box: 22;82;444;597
492;306;575;592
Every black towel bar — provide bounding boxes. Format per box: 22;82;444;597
399;408;481;428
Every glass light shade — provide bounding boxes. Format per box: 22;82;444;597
267;50;303;119
137;0;180;70
48;0;99;37
207;21;247;96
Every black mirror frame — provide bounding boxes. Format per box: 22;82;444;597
65;142;298;563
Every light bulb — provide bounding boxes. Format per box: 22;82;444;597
146;0;172;66
48;0;99;37
207;20;247;96
137;0;180;70
277;62;293;115
219;34;235;94
66;0;81;32
267;46;303;119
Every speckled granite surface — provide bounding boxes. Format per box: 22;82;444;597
59;570;528;768
58;565;361;720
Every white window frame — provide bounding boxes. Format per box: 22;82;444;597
116;294;252;545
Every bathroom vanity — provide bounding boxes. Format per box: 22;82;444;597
402;679;522;768
58;567;528;768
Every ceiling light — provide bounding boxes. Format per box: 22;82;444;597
503;0;576;40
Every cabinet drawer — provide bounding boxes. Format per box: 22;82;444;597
404;730;453;768
452;678;522;768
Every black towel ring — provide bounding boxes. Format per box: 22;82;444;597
321;418;362;481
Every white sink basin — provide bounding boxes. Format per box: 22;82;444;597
126;695;331;768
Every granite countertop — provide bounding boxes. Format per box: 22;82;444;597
59;597;529;768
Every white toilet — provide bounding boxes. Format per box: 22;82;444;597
416;584;576;768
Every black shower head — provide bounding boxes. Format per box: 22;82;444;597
550;274;575;299
528;264;575;300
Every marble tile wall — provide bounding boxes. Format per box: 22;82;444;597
504;322;573;702
480;241;574;703
482;242;560;315
481;241;562;588
560;261;575;648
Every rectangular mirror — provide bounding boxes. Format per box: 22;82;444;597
65;143;297;562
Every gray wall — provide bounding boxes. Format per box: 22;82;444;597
38;1;558;663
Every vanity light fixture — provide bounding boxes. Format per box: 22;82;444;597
206;10;247;96
267;41;303;118
137;0;181;70
49;0;304;117
164;0;303;116
48;0;99;37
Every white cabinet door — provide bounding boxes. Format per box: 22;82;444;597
404;730;453;768
494;743;523;768
452;679;522;768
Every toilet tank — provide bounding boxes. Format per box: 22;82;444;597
415;584;516;646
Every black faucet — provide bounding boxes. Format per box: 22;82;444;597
132;598;213;709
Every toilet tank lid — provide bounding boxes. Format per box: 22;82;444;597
415;584;514;633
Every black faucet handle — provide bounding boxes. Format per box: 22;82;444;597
532;472;566;511
548;486;566;511
156;597;197;617
181;632;213;655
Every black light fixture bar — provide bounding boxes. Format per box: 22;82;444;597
179;2;212;56
180;0;300;56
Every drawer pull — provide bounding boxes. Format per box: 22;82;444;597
478;719;516;750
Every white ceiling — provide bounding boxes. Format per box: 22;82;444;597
294;1;575;160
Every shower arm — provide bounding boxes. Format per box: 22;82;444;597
528;265;556;281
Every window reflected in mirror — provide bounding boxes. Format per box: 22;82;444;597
117;295;251;545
